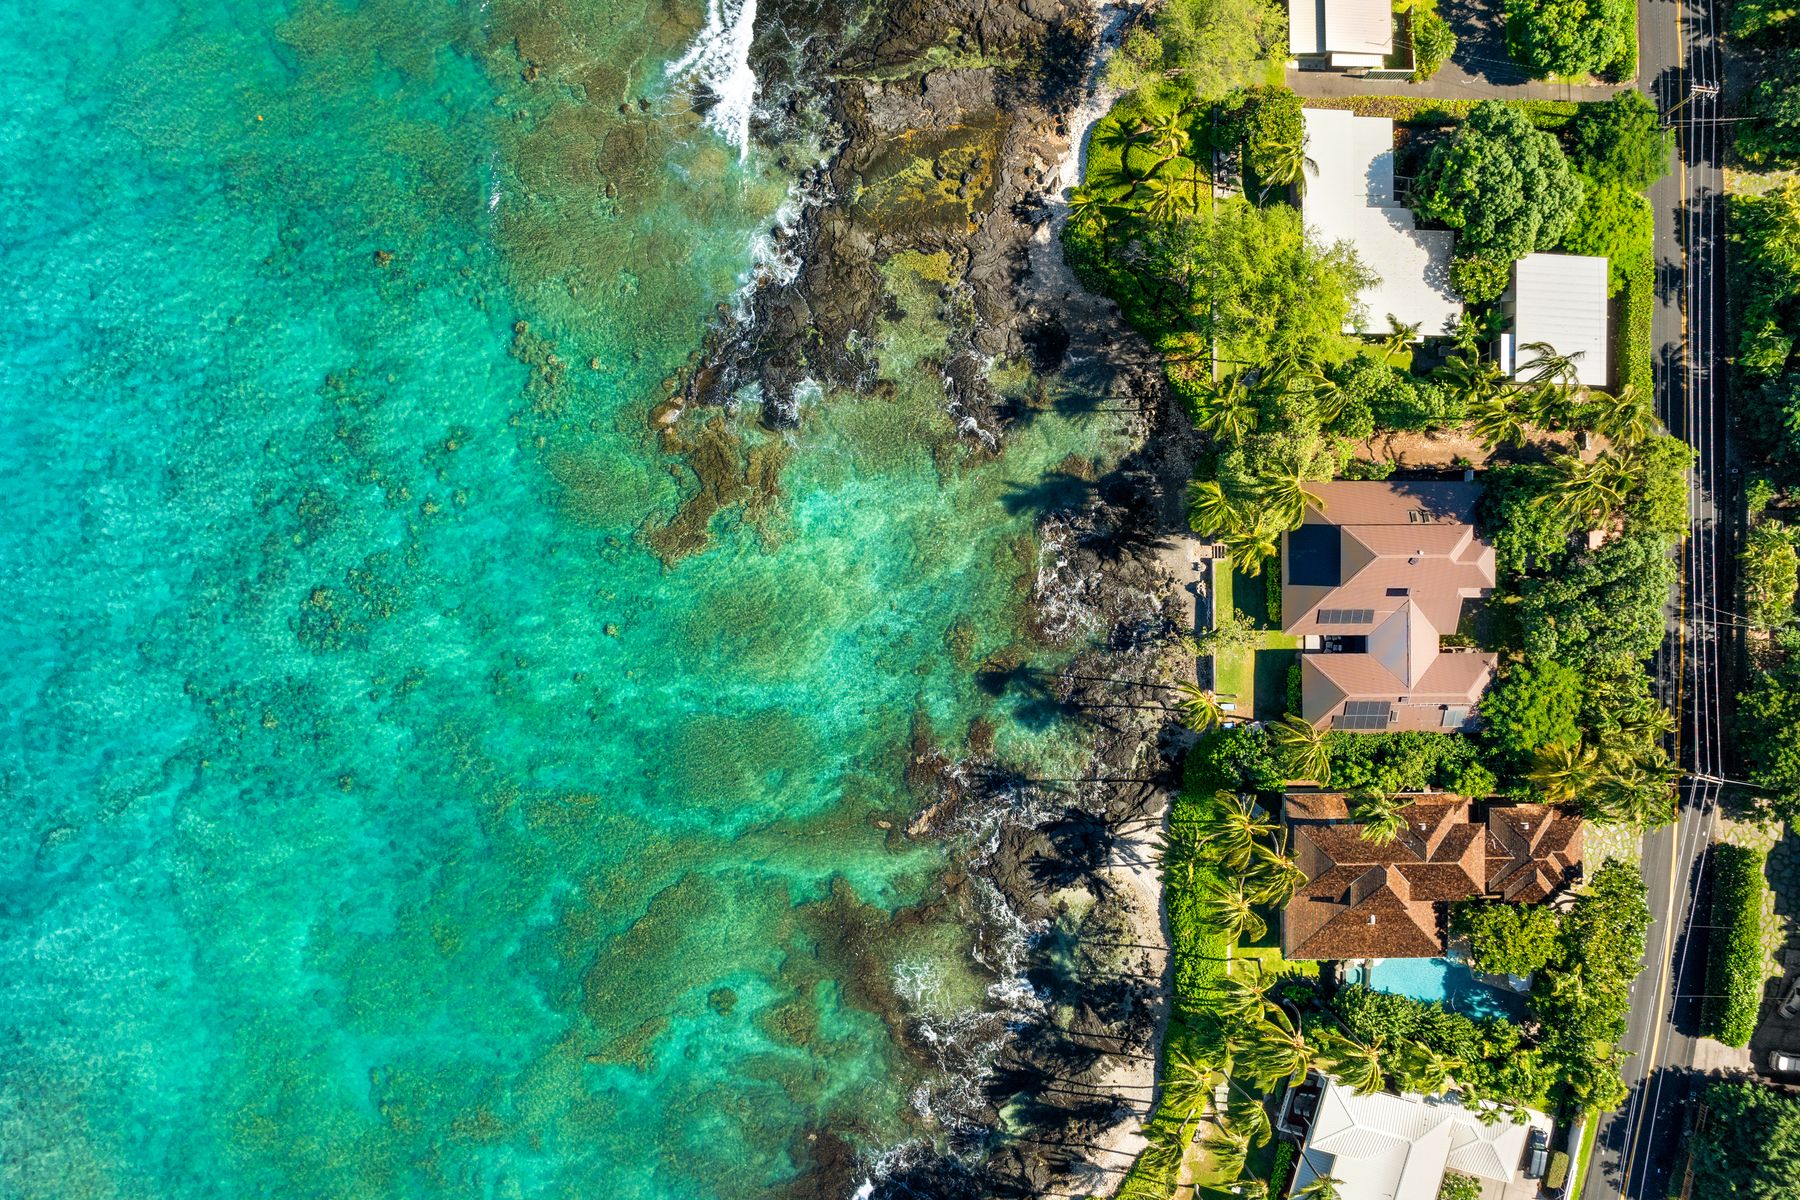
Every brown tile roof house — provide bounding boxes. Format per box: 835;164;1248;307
1282;481;1499;732
1282;794;1584;961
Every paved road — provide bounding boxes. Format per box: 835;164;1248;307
1579;0;1732;1195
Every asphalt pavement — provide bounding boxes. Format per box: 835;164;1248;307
1578;0;1733;1195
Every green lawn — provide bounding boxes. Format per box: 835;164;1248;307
1567;1108;1600;1200
1211;561;1299;721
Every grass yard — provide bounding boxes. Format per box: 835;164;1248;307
1211;561;1300;721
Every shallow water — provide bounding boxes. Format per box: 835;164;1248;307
0;2;1123;1196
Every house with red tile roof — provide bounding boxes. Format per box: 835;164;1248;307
1282;481;1499;732
1282;793;1584;961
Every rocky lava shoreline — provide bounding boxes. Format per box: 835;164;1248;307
667;2;1211;1196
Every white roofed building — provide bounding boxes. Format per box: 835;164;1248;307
1300;108;1463;340
1290;0;1394;69
1282;1075;1554;1200
1496;252;1611;388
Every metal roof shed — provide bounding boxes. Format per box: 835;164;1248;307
1504;252;1611;388
1290;0;1394;66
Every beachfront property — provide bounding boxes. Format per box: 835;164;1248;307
1300;108;1463;338
1278;1073;1556;1200
1282;481;1497;733
1282;792;1585;961
1494;252;1612;387
1288;0;1393;70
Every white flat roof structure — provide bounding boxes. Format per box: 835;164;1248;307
1300;108;1462;338
1291;0;1394;66
1292;1078;1552;1200
1506;252;1610;388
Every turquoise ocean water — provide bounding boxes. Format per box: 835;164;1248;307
0;2;1125;1196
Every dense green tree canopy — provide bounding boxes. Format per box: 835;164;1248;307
1517;533;1675;674
1744;520;1800;629
1741;49;1800;167
1506;0;1634;77
1532;860;1650;1108
1411;101;1583;264
1559;180;1652;294
1737;627;1800;824
1145;199;1369;364
1571;91;1674;192
1689;1081;1800;1198
1479;660;1584;767
1454;903;1564;977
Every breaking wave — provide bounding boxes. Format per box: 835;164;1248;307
666;0;761;159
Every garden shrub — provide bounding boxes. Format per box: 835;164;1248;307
1453;902;1563;977
1703;843;1769;1047
1411;7;1458;81
1742;520;1800;630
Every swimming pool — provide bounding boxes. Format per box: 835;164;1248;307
1361;957;1523;1019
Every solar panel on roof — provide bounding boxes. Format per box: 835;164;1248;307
1317;607;1375;625
1287;523;1342;587
1335;700;1393;730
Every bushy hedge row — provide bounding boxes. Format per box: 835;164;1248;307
1704;844;1769;1047
1618;259;1655;399
1294;95;1582;129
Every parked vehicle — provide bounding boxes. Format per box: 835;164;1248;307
1779;975;1800;1018
1769;1049;1800;1075
1525;1126;1550;1179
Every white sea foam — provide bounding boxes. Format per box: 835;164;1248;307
666;0;761;160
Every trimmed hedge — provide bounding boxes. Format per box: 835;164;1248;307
1704;843;1770;1047
1618;259;1654;398
1296;95;1582;130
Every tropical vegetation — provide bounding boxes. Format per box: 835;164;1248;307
1687;1081;1800;1198
1702;844;1771;1047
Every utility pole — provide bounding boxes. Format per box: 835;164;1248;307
1664;81;1722;127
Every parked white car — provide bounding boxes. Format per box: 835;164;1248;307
1769;1049;1800;1075
1779;975;1800;1019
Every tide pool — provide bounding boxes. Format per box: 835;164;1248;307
0;1;1125;1197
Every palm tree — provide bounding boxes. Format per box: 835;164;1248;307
1390;1038;1463;1096
1134;1132;1185;1179
1585;383;1657;445
1197;876;1267;943
1244;838;1307;906
1468;394;1528;450
1139;175;1184;223
1216;974;1272;1028
1171;681;1229;732
1255;465;1326;529
1066;188;1107;229
1241;1004;1315;1090
1161;1041;1218;1128
1197;793;1277;871
1273;713;1332;784
1224;1092;1273;1148
1205;1120;1252;1179
1379;316;1422;361
1350;790;1415;846
1189;374;1259;443
1257;134;1315;200
1526;740;1601;806
1436;350;1502;406
1188;478;1246;538
1317;1029;1387;1095
1517;341;1581;389
1540;452;1627;526
1223;520;1281;576
1588;753;1678;826
1293;1174;1347;1200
